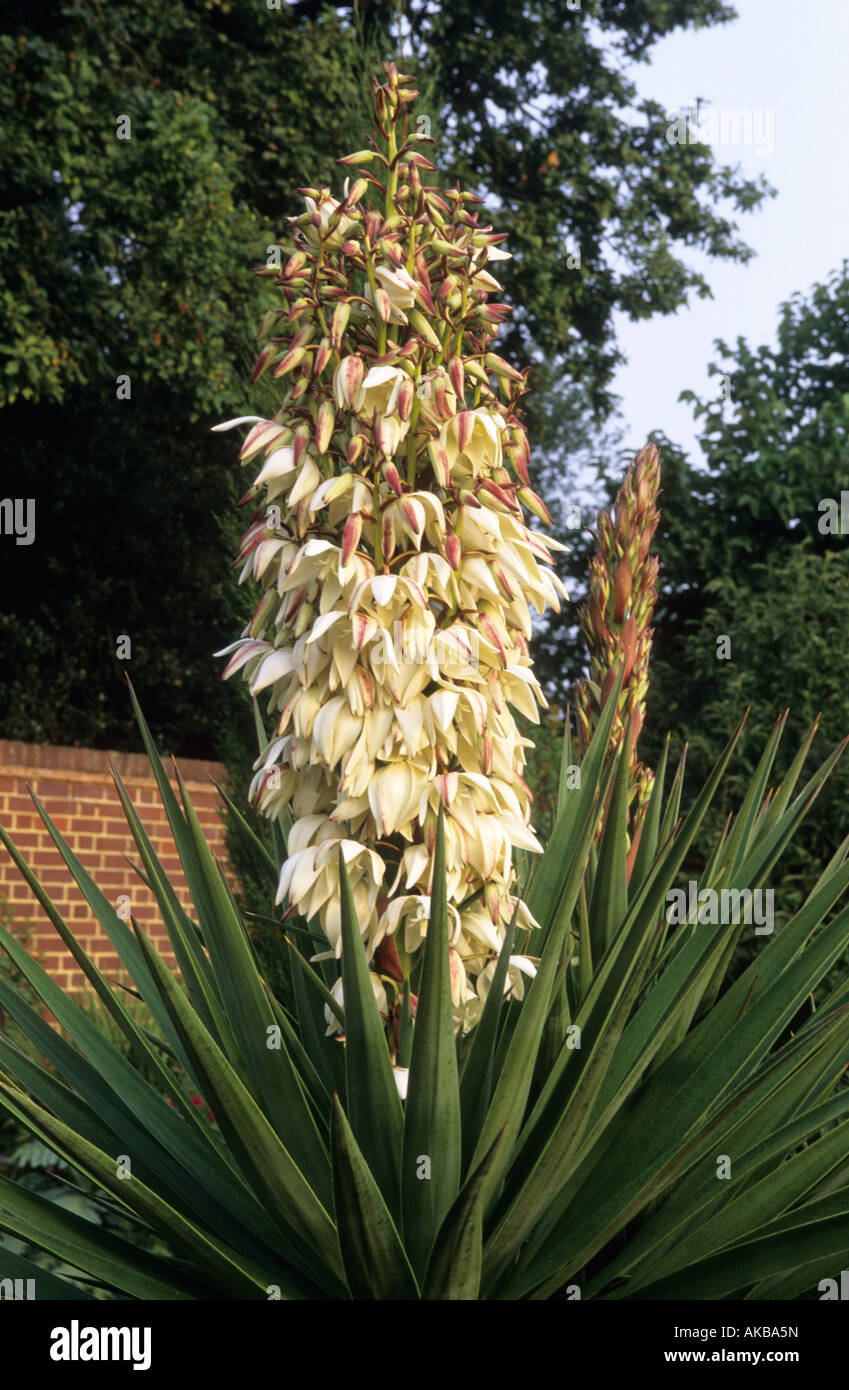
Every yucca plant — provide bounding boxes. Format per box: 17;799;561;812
2;679;849;1300
2;62;849;1301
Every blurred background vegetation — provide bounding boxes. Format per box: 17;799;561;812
2;0;848;972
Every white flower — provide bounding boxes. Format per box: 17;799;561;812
302;191;354;250
324;971;388;1036
365;265;418;324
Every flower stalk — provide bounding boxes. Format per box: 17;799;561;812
575;442;661;863
215;62;567;1030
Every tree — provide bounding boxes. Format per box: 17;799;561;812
638;262;849;906
0;0;771;754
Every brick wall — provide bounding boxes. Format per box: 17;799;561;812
0;741;231;994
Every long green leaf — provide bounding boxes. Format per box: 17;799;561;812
401;810;462;1280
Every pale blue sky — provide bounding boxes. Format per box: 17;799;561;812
611;0;849;465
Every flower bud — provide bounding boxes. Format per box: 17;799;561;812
273;344;307;378
249;590;279;638
517;486;553;525
314;337;330;378
448;356;465;399
334;355;365;410
383;462;403;496
346;432;367;467
397;376;414;421
342;512;362;565
316;399;335;454
283;250;307;279
337;150;380;165
330;302;351;352
485;352;524;383
344;177;369;207
293;422;310;467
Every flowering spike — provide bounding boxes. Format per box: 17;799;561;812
217;64;568;1031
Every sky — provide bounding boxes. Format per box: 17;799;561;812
610;0;849;466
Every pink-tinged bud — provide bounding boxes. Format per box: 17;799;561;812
517;486;553;525
484;352;524;384
416;277;436;317
342;512;362;566
345;177;369;207
456;411;475;454
479;477;518;511
483;881;501;924
458;489;482;509
397;376;414;421
510;448;530;486
337;149;379;166
384;462;403;496
434;380;450;419
250;342;276;384
293;422;310;468
341;239;361;256
365;210;382;246
480;303;512;324
313;338;331;378
286;297;310;322
446;533;461;570
448;356;465;399
382;509;396;560
346;433;367;467
316;400;335;454
375;286;392;323
291;373;310;403
336;354;364;409
272;345;306;378
330;302;350;352
438;274;459;300
427;439;451;488
283;250;307;279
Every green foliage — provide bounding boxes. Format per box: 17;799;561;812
1;692;849;1298
639;262;849;912
0;0;377;754
0;0;771;754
